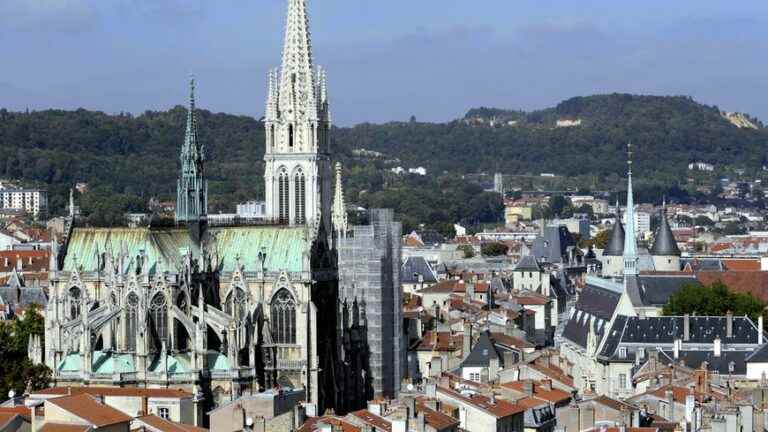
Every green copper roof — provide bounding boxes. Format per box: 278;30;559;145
58;354;82;372
63;226;307;274
92;351;135;374
149;353;191;374
206;352;230;371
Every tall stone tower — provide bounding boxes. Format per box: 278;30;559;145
176;77;208;237
264;0;332;230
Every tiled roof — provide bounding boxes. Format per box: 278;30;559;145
0;406;32;420
490;332;534;350
36;386;193;398
298;416;360;432
501;380;571;404
410;331;462;352
349;409;391;432
133;415;207;432
402;257;438;284
415;403;460;430
528;363;575;387
513;292;548;306
696;271;768;303
419;280;458;294
47;394;131;427
437;387;525;418
0;250;50;273
721;259;761;271
0;412;24;430
38;424;91;432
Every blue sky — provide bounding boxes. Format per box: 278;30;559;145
1;0;767;125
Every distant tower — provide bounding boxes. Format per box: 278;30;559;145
651;199;681;271
264;0;332;229
175;77;208;236
602;199;625;278
493;173;504;196
623;143;638;277
332;162;348;236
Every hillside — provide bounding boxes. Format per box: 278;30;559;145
0;93;766;231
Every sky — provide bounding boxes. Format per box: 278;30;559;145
1;0;768;126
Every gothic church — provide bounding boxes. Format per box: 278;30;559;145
43;0;356;414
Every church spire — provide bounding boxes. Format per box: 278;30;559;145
176;76;208;228
623;143;638;276
278;0;318;121
332;162;348;235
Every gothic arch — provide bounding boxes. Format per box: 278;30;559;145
278;166;290;224
270;288;296;344
149;292;168;350
125;291;140;351
225;287;247;322
294;168;306;224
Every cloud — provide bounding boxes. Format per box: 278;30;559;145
0;0;99;32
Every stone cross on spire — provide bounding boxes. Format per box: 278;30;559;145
623;142;638;276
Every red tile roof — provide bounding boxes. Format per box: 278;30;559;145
39;424;91;432
349;409;391;432
528;363;575;387
133;415;207;432
410;331;463;352
722;259;761;271
501;380;571;404
298;416;361;432
695;271;768;303
415;403;460;430
437;387;525;418
490;332;534;350
46;394;132;427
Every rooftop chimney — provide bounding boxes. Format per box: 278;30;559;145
523;380;534;396
726;311;733;339
683;315;690;341
714;337;722;357
674;339;680;359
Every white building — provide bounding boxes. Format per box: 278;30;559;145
236;200;267;218
0;186;47;217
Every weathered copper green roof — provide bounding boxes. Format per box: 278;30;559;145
63;226;307;274
206;352;230;371
149;353;191;374
57;353;82;372
92;351;135;374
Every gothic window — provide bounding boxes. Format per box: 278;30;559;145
295;170;306;224
270;289;296;344
278;168;289;224
226;288;247;322
126;292;139;351
68;287;81;320
150;294;168;348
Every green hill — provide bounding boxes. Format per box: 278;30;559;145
0;93;765;232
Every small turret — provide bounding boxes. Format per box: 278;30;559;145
651;199;681;271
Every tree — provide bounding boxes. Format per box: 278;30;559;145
0;306;51;397
458;244;475;259
694;215;714;227
548;195;572;218
481;242;509;256
663;281;765;323
593;230;611;249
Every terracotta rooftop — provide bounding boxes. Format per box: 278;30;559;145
298;416;360;432
490;332;534;350
46;394;132;427
36;386;193;399
38;424;91;432
502;380;571;404
0;412;25;430
528;362;574;387
410;331;463;352
415;403;460;430
0;405;32;420
696;271;768;303
721;259;761;271
349;409;391;432
513;292;549;306
133;415;207;432
437;387;525;418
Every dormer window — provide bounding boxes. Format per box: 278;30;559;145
619;347;627;359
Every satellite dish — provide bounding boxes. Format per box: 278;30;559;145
245;417;254;427
407;384;414;392
7;390;15;399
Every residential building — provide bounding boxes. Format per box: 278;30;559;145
0;187;47;218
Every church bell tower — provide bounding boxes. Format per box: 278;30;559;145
264;0;332;231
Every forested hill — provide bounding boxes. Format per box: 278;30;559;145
336;94;768;181
0;93;766;230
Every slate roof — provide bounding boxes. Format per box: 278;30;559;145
514;255;541;272
747;343;768;363
461;331;504;368
0;284;48;312
598;315;761;360
624;274;700;307
658;350;749;375
650;211;681;256
401;256;438;284
603;218;625;256
531;226;574;264
562;284;621;349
